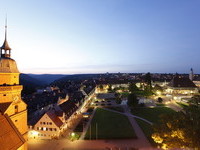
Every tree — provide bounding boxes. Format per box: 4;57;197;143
99;84;103;91
189;95;200;107
128;83;139;93
152;104;200;149
153;84;163;95
144;72;152;88
127;93;138;107
157;97;163;103
143;86;154;97
115;93;122;104
107;84;112;92
116;97;122;104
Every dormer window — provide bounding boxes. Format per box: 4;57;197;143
15;105;18;113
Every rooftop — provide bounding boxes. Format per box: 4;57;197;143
168;76;197;88
0;114;25;150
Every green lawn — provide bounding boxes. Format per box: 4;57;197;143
176;102;188;108
132;107;175;124
106;106;125;113
156;103;166;107
84;108;136;139
120;92;130;97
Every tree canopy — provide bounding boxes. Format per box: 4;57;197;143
144;72;152;87
127;93;138;107
128;83;139;93
152;100;200;149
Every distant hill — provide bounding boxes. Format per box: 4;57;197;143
20;74;46;86
51;74;101;88
28;74;66;84
20;74;47;95
52;74;100;82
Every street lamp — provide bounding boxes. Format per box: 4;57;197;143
71;132;75;137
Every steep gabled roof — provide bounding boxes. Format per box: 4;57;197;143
59;100;78;114
46;110;63;128
0;113;25;150
168;76;197;88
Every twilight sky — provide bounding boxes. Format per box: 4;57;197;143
0;0;200;74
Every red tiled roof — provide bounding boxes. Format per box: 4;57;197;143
0;113;25;150
46;110;63;128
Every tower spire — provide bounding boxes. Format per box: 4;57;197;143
5;15;7;40
1;16;11;58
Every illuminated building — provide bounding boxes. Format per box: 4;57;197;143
29;110;65;139
166;75;198;100
0;21;27;150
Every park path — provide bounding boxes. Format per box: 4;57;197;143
102;106;152;148
102;107;153;125
166;101;183;112
122;105;152;148
79;108;97;140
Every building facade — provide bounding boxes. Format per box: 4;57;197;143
29;110;64;139
0;23;27;150
166;75;198;101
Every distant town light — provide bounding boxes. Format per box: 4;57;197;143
156;91;161;96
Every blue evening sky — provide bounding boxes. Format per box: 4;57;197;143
0;0;200;74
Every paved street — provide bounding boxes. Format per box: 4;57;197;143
28;138;155;150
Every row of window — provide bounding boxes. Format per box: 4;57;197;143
40;122;52;125
36;127;57;131
38;134;50;137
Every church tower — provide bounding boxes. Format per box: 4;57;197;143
189;68;194;81
0;20;27;150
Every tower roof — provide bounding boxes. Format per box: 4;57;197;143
1;17;11;50
1;39;11;50
0;57;19;73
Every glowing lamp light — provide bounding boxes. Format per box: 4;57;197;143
156;91;161;95
71;132;75;137
31;130;39;136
